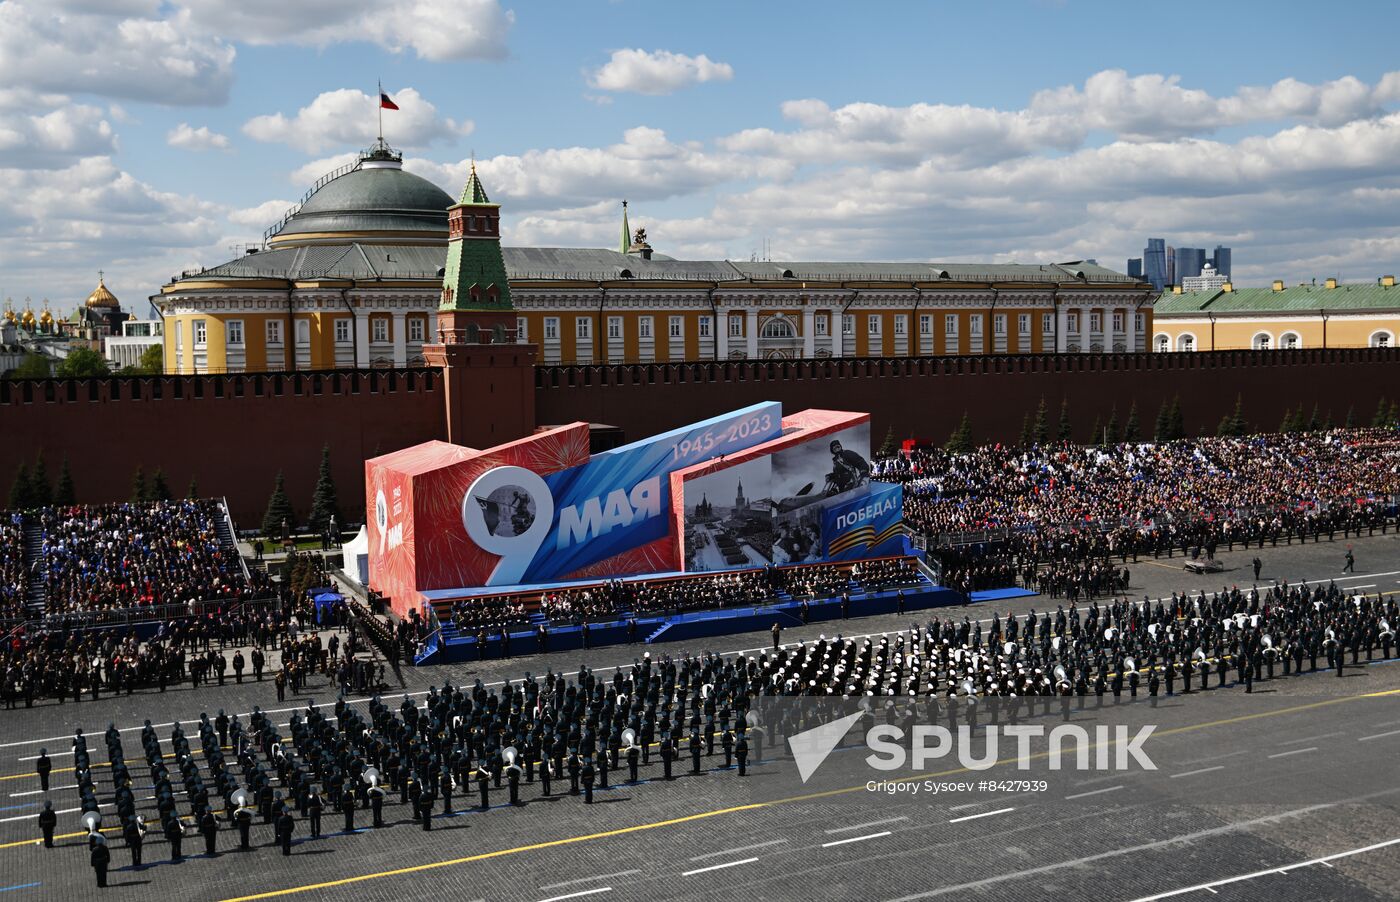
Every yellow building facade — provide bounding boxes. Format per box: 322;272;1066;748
1152;276;1400;352
156;147;1153;373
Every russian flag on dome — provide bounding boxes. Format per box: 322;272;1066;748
380;91;399;110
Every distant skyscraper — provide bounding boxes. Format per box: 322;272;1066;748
1176;247;1207;282
1212;245;1232;279
1167;246;1176;287
1127;257;1143;279
1143;239;1167;291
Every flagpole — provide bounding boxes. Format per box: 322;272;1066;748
377;79;383;145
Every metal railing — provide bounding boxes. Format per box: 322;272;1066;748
0;596;279;635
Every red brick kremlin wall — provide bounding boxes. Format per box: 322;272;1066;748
7;349;1399;528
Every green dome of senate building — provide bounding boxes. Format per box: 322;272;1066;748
267;144;453;248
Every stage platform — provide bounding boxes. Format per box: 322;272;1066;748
415;581;973;666
969;586;1038;603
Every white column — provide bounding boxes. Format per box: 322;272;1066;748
746;308;759;359
802;307;816;358
716;309;729;360
1055;306;1067;353
1079;306;1091;353
354;313;370;368
1102;307;1114;354
1124;306;1137;352
391;311;407;366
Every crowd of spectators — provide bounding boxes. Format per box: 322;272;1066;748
1;513;26;621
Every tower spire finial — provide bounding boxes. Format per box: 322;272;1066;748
620;200;631;254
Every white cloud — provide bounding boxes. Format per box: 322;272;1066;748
227;199;297;233
0;0;236;105
588;49;733;95
245;88;471;154
179;0;514;61
0;95;117;168
290;153;361;187
167;123;231;151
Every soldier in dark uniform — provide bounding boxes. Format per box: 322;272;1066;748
626;742;640;783
581;757;596;804
199;808;219;856
736;733;749;777
38;800;56;848
339;780;356;833
306;789;322;838
36;749;50;791
276;807;294;856
476;761;491;810
235;805;252;850
165;818;183;862
369;782;384;828
441;769;455;816
123;817;145;867
721;729;734;768
540;759;553;797
690;728;702;774
660;735;675;780
91;836;110;887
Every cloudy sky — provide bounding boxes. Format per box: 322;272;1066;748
4;0;1400;312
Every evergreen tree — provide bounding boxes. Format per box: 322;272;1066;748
55;457;76;506
877;425;897;457
1167;395;1184;440
262;471;296;539
1216;413;1234;437
1344;406;1356;429
1227;394;1246;436
1390;400;1400;428
308;444;343;535
150;468;172;502
187;476;200;499
1279;406;1296;434
943;412;973;453
7;462;32;511
131;466;147;503
1031;398;1050;445
1123;402;1141;442
30;451;52;508
1089;415;1102;445
1018;413;1032;448
1057;398;1073;443
1153;400;1171;442
1105;407;1120;445
1373;397;1390;427
1306;404;1322;433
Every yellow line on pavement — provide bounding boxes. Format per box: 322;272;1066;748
219;685;1400;901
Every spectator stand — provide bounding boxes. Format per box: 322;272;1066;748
413;554;960;665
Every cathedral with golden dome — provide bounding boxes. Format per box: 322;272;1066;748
154;141;1152;374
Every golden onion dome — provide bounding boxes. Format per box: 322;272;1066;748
40;308;53;326
85;274;119;308
21;309;35;329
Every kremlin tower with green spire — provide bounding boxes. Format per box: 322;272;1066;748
435;161;515;343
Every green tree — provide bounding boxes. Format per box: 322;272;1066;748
308;445;343;535
1089;415;1102;445
262;471;296;539
1018;413;1032;448
150;468;172;502
135;343;162;375
1167;395;1185;440
943;412;973;453
1373;397;1390;427
1344;405;1356;429
1057;398;1073;443
877;425;897;457
55;347;111;378
1306;403;1322;433
1104;407;1121;445
1123;402;1141;442
1390;400;1400;428
8;353;51;379
29;451;52;508
55;457;76;506
187;476;200;499
131;466;147;503
7;462;33;511
1031;398;1050;445
1153;400;1171;442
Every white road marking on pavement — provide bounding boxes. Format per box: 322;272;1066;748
822;830;891;848
825;816;908;835
1267;747;1316;759
1126;835;1400;900
17;749;91;761
948;807;1015;824
1358;729;1400;742
539;871;639;891
681;857;759;877
883;803;1335;901
0;802;104;824
9;786;75;797
1064;785;1123;800
689;839;787;861
1169;765;1225;779
536;888;613;902
946;801;988;812
1278;731;1340;745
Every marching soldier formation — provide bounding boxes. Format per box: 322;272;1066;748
30;575;1398;888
